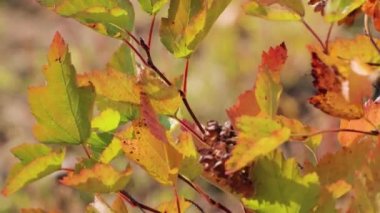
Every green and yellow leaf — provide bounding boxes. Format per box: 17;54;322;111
160;0;232;58
243;151;320;212
243;0;304;21
28;32;95;144
2;143;65;196
39;0;134;38
226;116;291;173
138;0;168;14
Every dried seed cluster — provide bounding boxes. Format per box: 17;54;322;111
198;120;253;196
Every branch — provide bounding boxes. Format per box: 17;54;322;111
185;198;205;213
364;15;380;56
82;144;92;159
182;58;190;96
291;128;379;139
119;190;160;213
178;174;232;213
325;23;334;53
148;14;156;48
301;19;327;53
171;116;207;145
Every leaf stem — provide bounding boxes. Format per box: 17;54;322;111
182;58;190;97
364;15;380;56
325;23;334;54
301;19;327;53
291;128;379;139
123;38;149;67
148;14;156;48
82;144;91;159
178;174;232;213
119;190;160;213
61;168;75;172
172;116;207;145
184;198;205;213
173;185;181;213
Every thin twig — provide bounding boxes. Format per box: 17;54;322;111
82;144;91;159
148;14;156;47
173;185;181;213
178;174;232;213
301;19;327;53
179;90;205;134
185;198;205;213
364;15;380;56
126;31;140;45
291;128;379;139
119;190;160;213
123;38;149;67
172;116;207;144
182;58;190;96
325;23;334;54
61;168;75;172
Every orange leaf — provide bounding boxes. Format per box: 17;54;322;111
339;100;380;146
309;52;364;119
363;0;380;31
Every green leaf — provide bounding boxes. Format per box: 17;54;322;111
138;0;168;14
160;0;232;58
107;43;136;75
96;96;139;123
60;163;132;193
243;151;320;213
2;144;65;196
325;0;365;22
225;116;290;173
243;0;304;21
28;32;95;144
39;0;135;38
92;108;120;132
87;132;113;160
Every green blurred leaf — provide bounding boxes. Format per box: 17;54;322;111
107;43;136;75
39;0;135;38
243;0;304;21
60;163;132;193
160;0;231;58
325;0;365;22
92;108;120;132
2;144;65;196
99;137;123;163
243;151;320;213
138;0;168;14
225;116;290;173
28;32;94;144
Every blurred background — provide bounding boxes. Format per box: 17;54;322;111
0;0;365;212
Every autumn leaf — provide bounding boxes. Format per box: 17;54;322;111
78;68;181;116
243;0;305;21
242;151;320;212
138;0;168;14
28;32;95;144
173;131;202;180
159;0;231;58
309;52;365;119
157;197;191;213
120;93;182;185
363;0;380;31
60;163;132;193
111;196;129;213
339;99;380;147
324;0;365;22
38;0;134;38
2;143;65;196
92;108;120;132
107;43;136;75
227;43;287;124
225;116;290;173
20;209;58;213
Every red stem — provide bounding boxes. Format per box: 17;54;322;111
82;144;91;159
325;23;334;54
185;198;204;213
148;14;156;48
61;168;74;172
182;58;190;96
123;38;149;67
174;185;181;213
